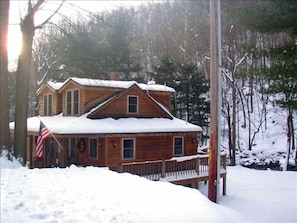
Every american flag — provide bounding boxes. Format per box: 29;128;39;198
36;121;51;158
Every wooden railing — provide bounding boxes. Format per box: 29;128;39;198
120;153;227;182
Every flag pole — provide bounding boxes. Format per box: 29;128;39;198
38;116;63;151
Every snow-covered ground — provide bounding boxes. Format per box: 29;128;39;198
1;155;296;223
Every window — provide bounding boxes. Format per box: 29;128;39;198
66;91;71;115
128;96;138;114
123;139;135;159
174;137;183;156
89;138;98;159
44;94;52;116
66;90;79;115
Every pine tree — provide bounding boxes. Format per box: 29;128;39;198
176;63;210;145
152;59;210;145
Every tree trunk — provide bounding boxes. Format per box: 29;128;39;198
0;0;10;152
227;105;233;164
14;8;36;163
230;82;237;165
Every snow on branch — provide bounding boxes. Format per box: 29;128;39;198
234;53;248;73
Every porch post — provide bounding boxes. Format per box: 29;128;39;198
161;159;166;178
196;157;200;175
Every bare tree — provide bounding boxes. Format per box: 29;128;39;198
0;0;10;152
14;0;64;163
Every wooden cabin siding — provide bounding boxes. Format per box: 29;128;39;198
56;94;62;114
61;83;82;116
38;88;61;116
83;88;118;112
90;85;170;119
133;133;198;161
148;91;173;112
70;133;199;170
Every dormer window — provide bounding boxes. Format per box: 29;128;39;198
44;94;52;116
128;95;138;114
66;89;79;115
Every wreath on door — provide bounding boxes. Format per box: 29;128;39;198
77;138;86;153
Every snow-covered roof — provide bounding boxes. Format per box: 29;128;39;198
9;115;202;135
67;77;175;93
36;81;64;94
37;78;175;95
47;81;64;91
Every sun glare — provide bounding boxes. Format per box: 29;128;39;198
7;27;22;71
6;0;151;71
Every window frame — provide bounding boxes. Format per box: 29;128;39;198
122;138;135;160
66;89;80;115
89;138;98;159
127;95;138;114
73;89;79;115
173;136;184;156
43;94;52;116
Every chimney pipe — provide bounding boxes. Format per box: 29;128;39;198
110;72;120;81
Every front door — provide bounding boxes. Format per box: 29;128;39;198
44;138;62;167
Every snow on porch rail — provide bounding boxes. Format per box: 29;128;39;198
119;154;227;182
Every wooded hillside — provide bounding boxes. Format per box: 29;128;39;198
8;0;297;167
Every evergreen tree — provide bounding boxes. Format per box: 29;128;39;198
176;63;210;145
238;0;297;110
151;56;178;115
105;8;141;80
152;58;210;145
58;30;110;79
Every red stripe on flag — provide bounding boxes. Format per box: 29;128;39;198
35;121;50;158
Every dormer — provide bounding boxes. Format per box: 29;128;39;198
58;78;127;116
37;82;63;116
40;77;175;117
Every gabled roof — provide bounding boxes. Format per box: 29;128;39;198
36;81;64;95
87;83;172;119
58;77;175;93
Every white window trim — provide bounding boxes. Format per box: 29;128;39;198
173;136;184;156
66;89;80;115
122;138;135;160
43;93;52;116
127;95;138;114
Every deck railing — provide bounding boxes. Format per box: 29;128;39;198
120;153;227;182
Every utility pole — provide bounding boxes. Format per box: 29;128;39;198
208;0;222;203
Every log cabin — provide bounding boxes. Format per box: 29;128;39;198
10;76;227;192
10;77;202;170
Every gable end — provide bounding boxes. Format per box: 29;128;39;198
88;84;172;119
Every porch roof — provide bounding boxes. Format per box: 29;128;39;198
10;114;202;135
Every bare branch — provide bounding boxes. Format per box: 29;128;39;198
234;53;248;72
35;0;65;29
31;0;46;15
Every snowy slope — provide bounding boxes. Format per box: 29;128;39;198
220;94;297;169
1;156;243;223
1;155;296;223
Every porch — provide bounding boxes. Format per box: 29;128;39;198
119;153;227;195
